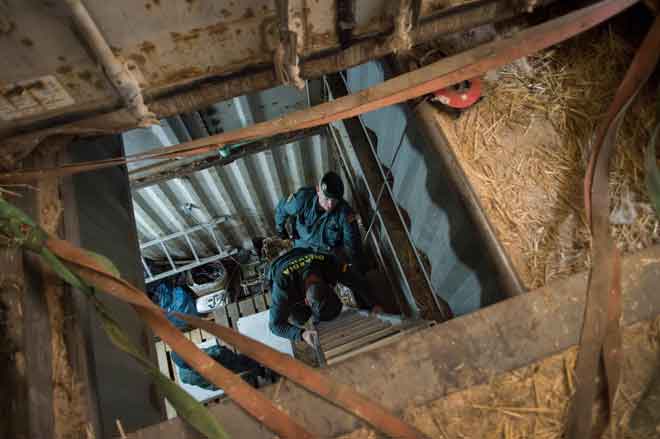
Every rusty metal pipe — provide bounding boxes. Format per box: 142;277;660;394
63;0;156;126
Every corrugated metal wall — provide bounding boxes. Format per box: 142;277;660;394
125;64;501;316
124;84;338;261
345;62;502;316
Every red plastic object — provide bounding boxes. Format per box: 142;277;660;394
432;77;482;109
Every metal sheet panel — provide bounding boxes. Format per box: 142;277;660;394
345;62;502;316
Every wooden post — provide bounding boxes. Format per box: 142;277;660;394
0;246;29;439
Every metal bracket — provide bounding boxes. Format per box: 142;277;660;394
141;217;231;283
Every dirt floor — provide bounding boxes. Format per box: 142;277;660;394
433;25;659;290
338;317;660;439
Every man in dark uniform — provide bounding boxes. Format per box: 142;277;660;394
267;247;375;346
275;171;365;272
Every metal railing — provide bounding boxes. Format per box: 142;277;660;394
141;217;231;283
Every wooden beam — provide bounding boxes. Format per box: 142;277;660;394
213;306;230;327
254;294;267;312
0;246;29;439
127;244;660;438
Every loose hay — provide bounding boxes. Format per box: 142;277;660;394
436;25;659;289
337;318;660;439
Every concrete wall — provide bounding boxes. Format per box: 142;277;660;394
68;135;163;437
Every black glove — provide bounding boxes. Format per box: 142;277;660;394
277;228;289;240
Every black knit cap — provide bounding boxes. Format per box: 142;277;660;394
306;282;342;322
319;171;344;200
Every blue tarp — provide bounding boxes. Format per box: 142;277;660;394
155;284;200;329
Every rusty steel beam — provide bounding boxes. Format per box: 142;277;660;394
2;0;530;168
2;0;637;183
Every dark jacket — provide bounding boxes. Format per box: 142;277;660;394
267;248;373;341
274;187;362;266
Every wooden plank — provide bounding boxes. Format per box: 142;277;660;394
155;342;177;419
189;329;203;345
13;150;59;439
254;294;267;312
10;0;637;185
226;303;240;328
127;245;660;439
326;325;428;366
324;327;399;358
238;298;256;317
154;342;169;377
213;306;230;327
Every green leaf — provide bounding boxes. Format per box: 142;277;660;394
85;250;121;278
645;123;660;217
40;248;94;295
0;196;38;227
